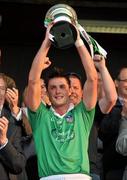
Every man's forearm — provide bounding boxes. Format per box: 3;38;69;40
100;66;117;101
76;42;97;80
29;38;51;81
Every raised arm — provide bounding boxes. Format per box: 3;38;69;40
26;27;52;111
75;31;98;110
93;54;117;113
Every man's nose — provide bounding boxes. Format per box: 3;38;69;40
0;90;3;95
71;87;75;92
56;87;61;93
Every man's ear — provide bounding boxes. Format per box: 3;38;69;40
69;87;72;96
114;79;118;88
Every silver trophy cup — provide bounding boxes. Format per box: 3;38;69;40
44;4;107;58
44;4;78;49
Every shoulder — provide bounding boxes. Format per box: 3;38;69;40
74;100;95;113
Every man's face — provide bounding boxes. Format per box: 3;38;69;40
47;77;71;107
69;77;82;105
0;78;6;106
116;68;127;99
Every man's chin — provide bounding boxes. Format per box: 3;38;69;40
70;98;77;104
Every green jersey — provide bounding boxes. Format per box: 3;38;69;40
28;101;95;178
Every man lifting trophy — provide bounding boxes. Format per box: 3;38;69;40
26;3;116;180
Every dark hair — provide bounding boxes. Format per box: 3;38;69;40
0;73;16;89
0;73;7;89
45;67;70;88
115;66;127;80
65;72;83;88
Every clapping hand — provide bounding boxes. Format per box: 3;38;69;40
0;116;8;146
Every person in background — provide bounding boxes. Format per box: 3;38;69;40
89;54;117;180
116;100;127;180
66;55;117;180
115;67;127;180
66;72;83;106
0;73;27;180
99;67;127;180
16;77;51;180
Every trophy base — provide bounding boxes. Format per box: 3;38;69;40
50;21;77;49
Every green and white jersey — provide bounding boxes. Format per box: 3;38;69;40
28;101;95;178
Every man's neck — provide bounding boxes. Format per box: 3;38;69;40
51;103;74;117
53;104;70;116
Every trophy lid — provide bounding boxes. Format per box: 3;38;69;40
44;4;78;27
